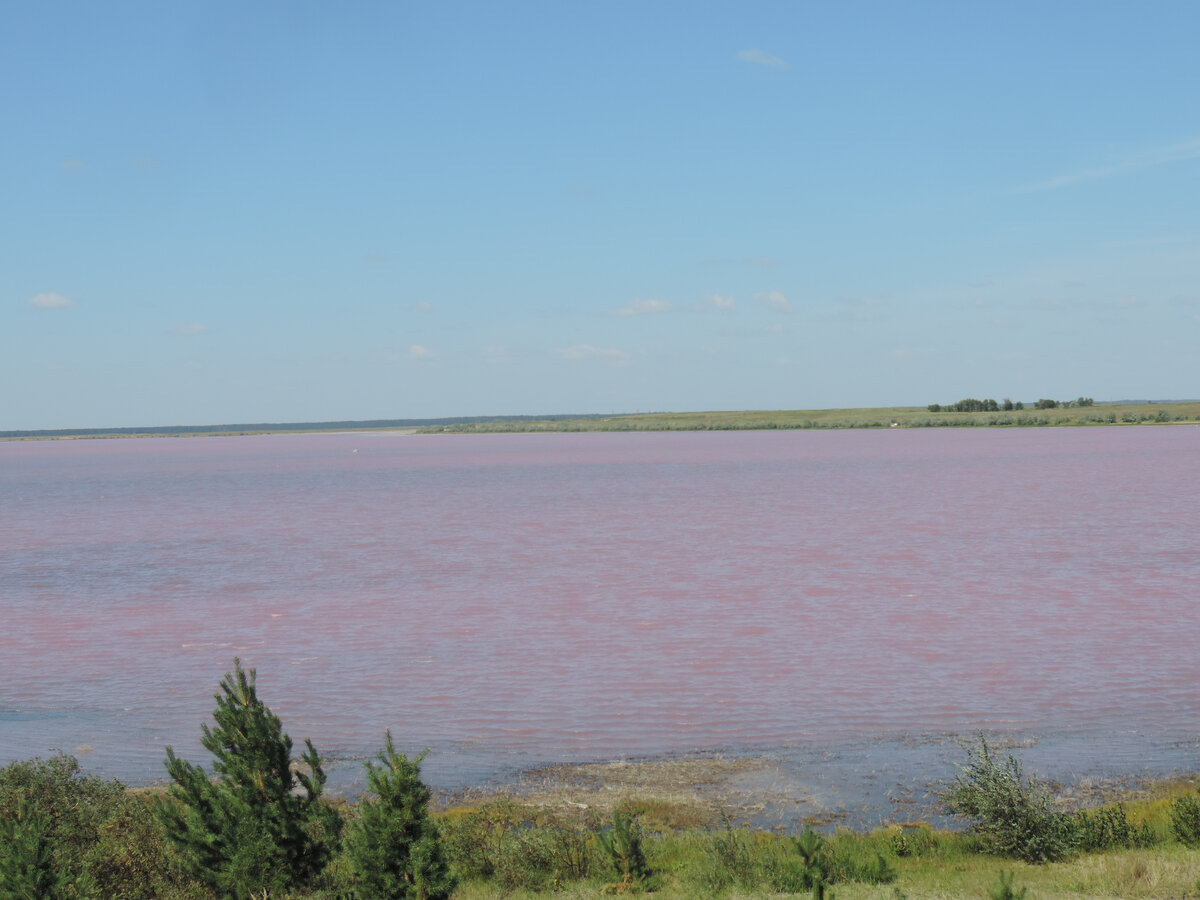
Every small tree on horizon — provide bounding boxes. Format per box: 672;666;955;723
155;658;342;898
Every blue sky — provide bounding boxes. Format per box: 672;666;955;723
3;1;1198;429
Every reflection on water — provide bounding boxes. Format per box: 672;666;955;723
2;427;1198;820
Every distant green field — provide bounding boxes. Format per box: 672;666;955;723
6;401;1199;440
421;401;1200;434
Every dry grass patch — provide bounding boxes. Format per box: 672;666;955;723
1045;847;1200;898
441;755;819;829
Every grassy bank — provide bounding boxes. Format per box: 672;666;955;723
4;753;1199;898
6;664;1197;897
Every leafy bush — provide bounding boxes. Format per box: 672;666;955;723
1169;789;1200;847
493;824;595;891
438;800;597;890
0;754;204;899
1074;802;1156;851
943;737;1078;863
155;658;343;898
439;799;522;881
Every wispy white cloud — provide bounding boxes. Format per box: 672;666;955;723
29;292;75;309
482;345;510;365
553;344;631;362
737;49;788;69
753;291;791;311
414;301;433;313
700;294;736;311
700;255;780;267
129;156;161;169
1024;137;1200;192
408;344;437;359
174;323;208;336
839;296;885;320
58;159;87;172
612;298;673;316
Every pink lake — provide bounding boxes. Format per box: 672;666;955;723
2;427;1198;821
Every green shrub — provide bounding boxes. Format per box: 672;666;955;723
0;754;193;899
943;737;1078;863
1074;802;1156;851
439;800;597;890
492;824;595;891
1169;789;1200;847
439;799;521;881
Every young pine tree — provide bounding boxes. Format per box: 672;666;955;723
348;730;454;900
155;658;341;899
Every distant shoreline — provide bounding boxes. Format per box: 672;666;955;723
5;400;1200;441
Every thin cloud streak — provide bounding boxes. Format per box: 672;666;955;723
1024;137;1200;192
700;294;736;311
553;344;631;362
29;292;75;309
753;291;791;311
612;298;673;316
737;49;788;68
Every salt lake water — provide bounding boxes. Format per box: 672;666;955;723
2;427;1198;822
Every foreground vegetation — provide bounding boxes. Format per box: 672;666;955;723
3;663;1198;898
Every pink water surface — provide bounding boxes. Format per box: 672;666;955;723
2;427;1198;803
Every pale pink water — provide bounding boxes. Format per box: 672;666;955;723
2;428;1198;815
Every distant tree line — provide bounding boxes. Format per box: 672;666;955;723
0;413;619;440
928;397;1093;413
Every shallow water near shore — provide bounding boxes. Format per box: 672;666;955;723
2;427;1198;824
